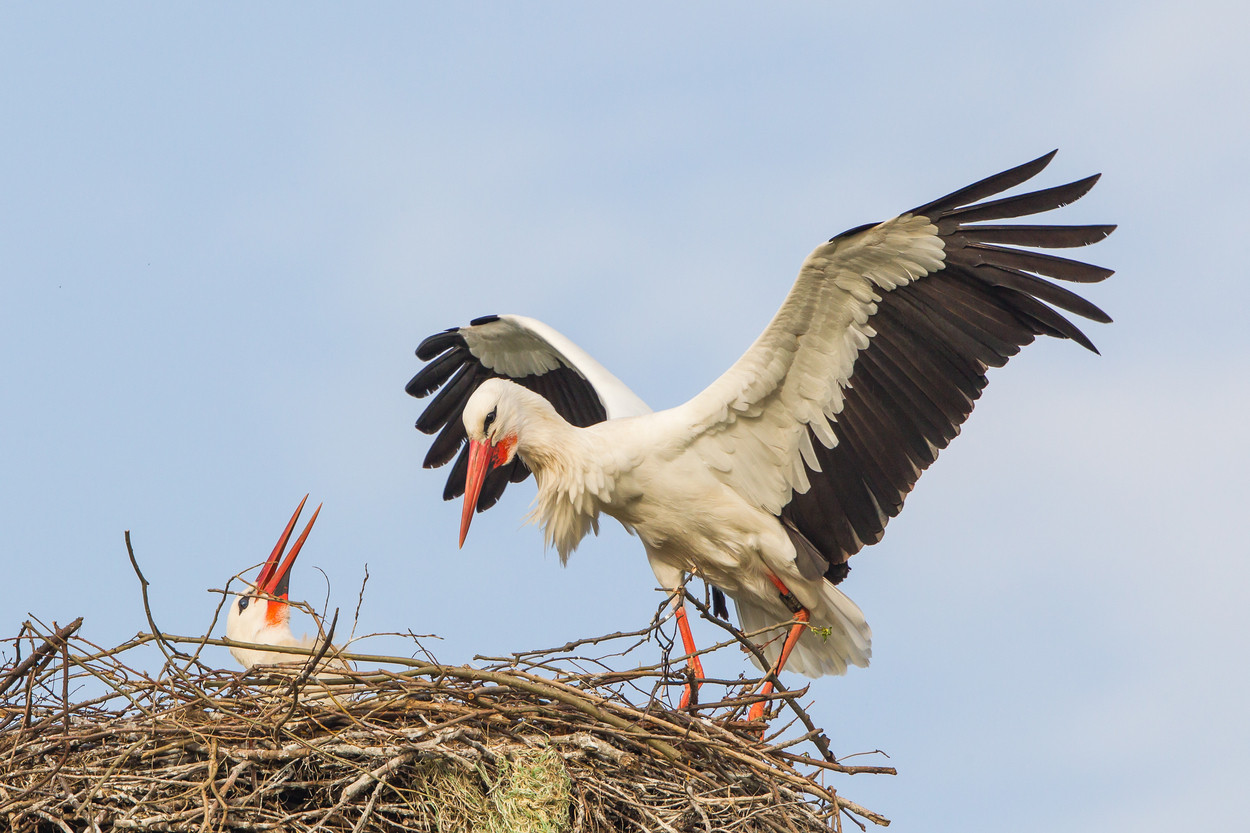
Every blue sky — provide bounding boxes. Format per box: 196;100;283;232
3;3;1247;830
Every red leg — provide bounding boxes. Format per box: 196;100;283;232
749;574;810;722
674;603;705;708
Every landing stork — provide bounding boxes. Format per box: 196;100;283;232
406;151;1114;716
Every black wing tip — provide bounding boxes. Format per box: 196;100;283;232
913;149;1070;218
413;418;441;435
1084;305;1114;325
415;327;465;360
1066;325;1101;354
1014;148;1059;178
405;375;428;398
414;316;501;361
1072;224;1116;246
1053;172;1101;207
828;221;879;243
987;150;1058;188
1069;327;1100;354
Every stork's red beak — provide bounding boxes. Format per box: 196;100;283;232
460;439;491;548
459;435;516;548
256;495;322;600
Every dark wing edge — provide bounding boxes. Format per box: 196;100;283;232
784;151;1115;584
406;316;611;512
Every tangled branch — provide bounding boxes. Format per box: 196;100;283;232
0;537;895;832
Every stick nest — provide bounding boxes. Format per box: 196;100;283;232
3;579;894;831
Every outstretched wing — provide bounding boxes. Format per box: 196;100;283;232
674;150;1115;583
407;314;651;511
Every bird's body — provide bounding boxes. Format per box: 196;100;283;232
469;381;869;674
410;151;1115;703
226;609;319;670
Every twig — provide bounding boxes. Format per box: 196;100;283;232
351;564;369;642
125;531;182;665
0;617;82;696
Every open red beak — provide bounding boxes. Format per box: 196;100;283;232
460;440;491;548
256;495;322;599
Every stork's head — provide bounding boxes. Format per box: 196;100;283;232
459;379;526;547
225;497;320;664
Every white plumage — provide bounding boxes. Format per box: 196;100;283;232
461;314;651;418
408;151;1114;709
461;378;871;677
226;598;319;670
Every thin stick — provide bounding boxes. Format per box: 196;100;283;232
0;617;82;696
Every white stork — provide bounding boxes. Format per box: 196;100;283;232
406;151;1114;717
226;496;347;672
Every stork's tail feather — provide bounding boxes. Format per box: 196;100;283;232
734;583;871;678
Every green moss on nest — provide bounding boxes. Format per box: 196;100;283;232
405;750;571;833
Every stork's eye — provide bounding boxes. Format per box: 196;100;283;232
483;407;497;434
238;596;250;612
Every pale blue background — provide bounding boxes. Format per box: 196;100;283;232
3;3;1246;830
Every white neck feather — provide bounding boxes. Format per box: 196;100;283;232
507;390;617;563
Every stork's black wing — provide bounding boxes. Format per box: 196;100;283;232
778;151;1114;584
